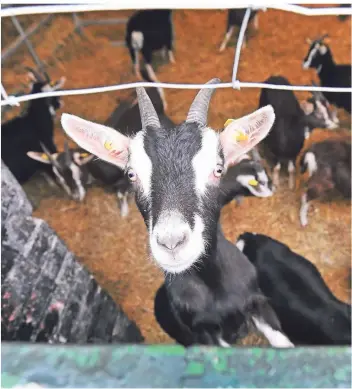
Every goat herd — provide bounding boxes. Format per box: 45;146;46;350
1;8;351;347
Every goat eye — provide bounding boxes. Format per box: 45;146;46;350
213;165;223;178
127;168;136;182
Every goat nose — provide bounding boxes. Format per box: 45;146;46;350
157;231;188;252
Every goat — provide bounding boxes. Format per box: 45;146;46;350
219;8;259;52
125;10;175;109
236;232;351;345
299;139;351;227
29;83;175;217
60;78;294;348
303;35;351;114
219;151;273;207
259;75;339;190
1;68;66;184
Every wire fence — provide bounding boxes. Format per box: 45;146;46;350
1;3;351;107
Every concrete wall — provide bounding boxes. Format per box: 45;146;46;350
1;161;144;344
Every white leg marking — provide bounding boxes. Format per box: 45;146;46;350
219;26;235;52
218;337;231;348
145;64;167;110
235;239;245;252
272;163;281;188
300;193;309;227
288;160;296;190
168;50;176;64
304;152;317;178
252;317;294;348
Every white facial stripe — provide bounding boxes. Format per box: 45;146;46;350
150;212;205;274
129;131;152;197
192;128;220;196
70;163;85;201
252;317;294;347
236;174;273;198
257;170;268;184
303;44;318;68
53;166;71;196
304;152;317;177
119;194;129;218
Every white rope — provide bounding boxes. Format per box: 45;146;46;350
232;7;252;88
1;4;352;17
1;83;20;107
1;82;351;107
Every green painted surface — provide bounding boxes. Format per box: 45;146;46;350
1;343;351;388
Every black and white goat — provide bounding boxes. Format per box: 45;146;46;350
236;232;351;345
303;35;351;114
125;10;175;109
219;151;273;206
259;75;339;190
1;68;65;184
219;8;259;52
299;139;351;227
61;78;294;348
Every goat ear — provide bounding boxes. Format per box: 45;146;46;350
73;151;94;166
220;105;275;168
27;151;54;164
61;113;130;169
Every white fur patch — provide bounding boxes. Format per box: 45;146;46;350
236;174;273;198
119;194;129;218
304;152;317;177
288;160;295;173
70;163;86;201
192;128;220;196
236;239;245;252
252;317;294;348
303;44;319;69
300;193;309;227
218;337;231;347
150;212;205;273
131;31;144;50
129;131;152;197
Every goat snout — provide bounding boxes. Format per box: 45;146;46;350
157;230;188;252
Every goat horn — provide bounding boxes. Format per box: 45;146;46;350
186;78;221;126
136;87;161;129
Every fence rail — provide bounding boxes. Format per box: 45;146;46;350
1;4;351;108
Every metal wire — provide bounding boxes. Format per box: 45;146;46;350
1;4;351;107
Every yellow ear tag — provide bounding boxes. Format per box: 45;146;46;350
104;140;113;151
41;153;49;160
224;119;234;127
80;152;90;158
233;130;249;142
248;179;259;186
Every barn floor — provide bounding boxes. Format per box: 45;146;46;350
2;7;351;344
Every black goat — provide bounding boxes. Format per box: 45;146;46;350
61;78;296;348
219;152;273;206
299;139;351;226
125;10;175;109
303;35;351;114
236;232;351;345
219;8;259;52
2;68;65;184
259;75;339;190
